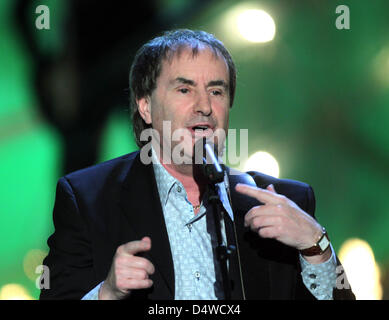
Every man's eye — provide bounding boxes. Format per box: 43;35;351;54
178;88;189;94
211;90;222;96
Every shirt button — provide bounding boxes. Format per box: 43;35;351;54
309;274;316;279
176;186;182;193
194;271;201;280
310;283;317;290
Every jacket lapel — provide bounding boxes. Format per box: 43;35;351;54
118;152;175;299
227;169;271;299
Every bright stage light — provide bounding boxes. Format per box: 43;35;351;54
243;151;280;178
0;284;34;300
236;9;276;43
219;4;277;47
338;238;382;300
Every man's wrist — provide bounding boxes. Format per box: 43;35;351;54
301;245;332;264
98;281;116;300
98;281;131;300
299;226;331;258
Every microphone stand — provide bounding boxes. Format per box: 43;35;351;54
207;180;233;300
199;138;233;300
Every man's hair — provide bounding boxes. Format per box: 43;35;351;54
129;29;236;148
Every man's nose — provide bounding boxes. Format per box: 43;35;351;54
194;91;212;116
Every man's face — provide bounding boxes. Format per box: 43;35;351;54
138;47;230;165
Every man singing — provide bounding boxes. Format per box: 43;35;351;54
40;29;354;300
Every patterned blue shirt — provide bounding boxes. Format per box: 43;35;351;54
82;152;337;300
152;152;227;299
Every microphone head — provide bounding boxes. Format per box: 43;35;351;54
192;137;217;164
193;137;224;184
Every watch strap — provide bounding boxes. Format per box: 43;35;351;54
299;227;330;256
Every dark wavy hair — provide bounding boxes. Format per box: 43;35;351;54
129;29;236;147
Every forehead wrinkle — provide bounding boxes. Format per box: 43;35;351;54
160;47;229;90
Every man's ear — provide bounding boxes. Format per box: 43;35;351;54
137;96;152;124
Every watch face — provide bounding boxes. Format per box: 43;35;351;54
319;236;330;251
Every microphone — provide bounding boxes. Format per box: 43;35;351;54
195;137;225;184
193;138;246;299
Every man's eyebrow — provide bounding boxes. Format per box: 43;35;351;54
171;77;196;86
207;80;229;90
171;77;228;90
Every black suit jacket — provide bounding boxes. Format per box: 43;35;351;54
40;151;354;300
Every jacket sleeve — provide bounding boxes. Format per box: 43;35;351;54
298;185;356;300
40;177;97;299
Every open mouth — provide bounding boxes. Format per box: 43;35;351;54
188;124;214;137
192;125;210;131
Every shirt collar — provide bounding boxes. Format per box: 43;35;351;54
151;147;234;222
151;147;178;207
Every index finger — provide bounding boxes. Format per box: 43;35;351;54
235;183;281;205
121;237;152;256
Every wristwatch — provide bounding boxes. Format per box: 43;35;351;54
299;227;330;256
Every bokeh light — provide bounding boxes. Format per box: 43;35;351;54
243;151;280;178
236;9;276;43
23;249;48;281
218;3;277;48
0;284;34;300
372;45;389;88
338;238;383;300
